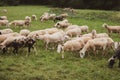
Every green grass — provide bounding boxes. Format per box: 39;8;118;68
0;5;120;80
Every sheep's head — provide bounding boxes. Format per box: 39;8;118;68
102;23;108;28
108;56;116;68
79;50;85;58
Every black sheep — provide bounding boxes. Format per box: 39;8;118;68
108;47;120;68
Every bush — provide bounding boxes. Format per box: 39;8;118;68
0;0;20;6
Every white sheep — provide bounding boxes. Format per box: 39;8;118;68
92;29;109;38
0;20;9;27
57;39;84;58
0;16;7;20
103;23;120;34
54;20;71;28
66;27;81;37
79;38;114;58
40;12;50;22
2;9;7;13
0;28;13;34
32;14;37;21
40;30;68;50
80;25;89;32
20;29;30;36
9;20;29;28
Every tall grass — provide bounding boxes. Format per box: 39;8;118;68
0;5;120;80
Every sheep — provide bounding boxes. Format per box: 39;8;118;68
20;29;31;36
54;20;71;28
49;13;56;20
0;16;7;20
79;38;114;58
92;29;109;39
31;14;37;21
1;9;7;13
9;20;29;28
114;42;120;51
53;16;64;22
0;20;9;27
57;39;84;58
80;25;89;32
103;23;120;34
27;31;40;40
0;28;13;34
0;36;26;54
40;12;50;22
39;30;68;50
44;28;59;34
0;35;7;43
59;13;68;18
11;37;37;56
25;16;31;26
66;27;82;37
108;45;120;68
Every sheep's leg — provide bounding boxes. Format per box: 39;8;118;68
45;42;48;50
62;50;64;59
33;46;38;55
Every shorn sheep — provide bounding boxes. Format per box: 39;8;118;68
92;29;109;39
103;23;120;34
57;39;84;58
9;20;30;28
39;30;69;50
0;20;9;27
79;38;114;58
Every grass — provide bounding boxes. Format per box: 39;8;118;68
0;5;120;80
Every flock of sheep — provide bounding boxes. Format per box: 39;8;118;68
0;8;120;60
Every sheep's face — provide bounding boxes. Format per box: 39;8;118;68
108;56;116;68
79;51;85;58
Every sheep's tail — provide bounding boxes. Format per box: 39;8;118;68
57;44;63;53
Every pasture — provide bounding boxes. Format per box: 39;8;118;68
0;5;120;80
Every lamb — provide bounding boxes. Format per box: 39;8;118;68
20;29;31;36
0;28;13;34
66;27;81;37
79;38;114;58
31;14;37;21
57;39;84;58
0;16;7;20
0;20;9;27
103;23;120;34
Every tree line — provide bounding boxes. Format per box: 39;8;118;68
0;0;120;10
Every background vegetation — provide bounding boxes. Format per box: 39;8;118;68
0;0;120;10
0;5;120;80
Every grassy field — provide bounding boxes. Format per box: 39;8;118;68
0;5;120;80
